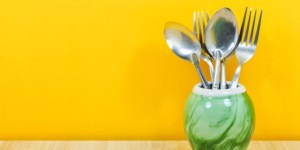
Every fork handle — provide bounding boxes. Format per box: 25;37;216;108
230;65;242;89
212;51;221;90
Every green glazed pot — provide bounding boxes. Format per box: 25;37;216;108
184;82;255;150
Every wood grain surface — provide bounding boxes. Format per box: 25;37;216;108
0;141;299;150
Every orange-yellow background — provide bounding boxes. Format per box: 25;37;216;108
0;0;299;140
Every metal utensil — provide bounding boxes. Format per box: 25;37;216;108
164;22;210;89
220;7;248;89
230;8;263;89
219;6;249;89
205;7;239;90
193;12;214;82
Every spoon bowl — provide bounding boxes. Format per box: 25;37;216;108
164;22;201;64
205;8;239;59
164;22;209;88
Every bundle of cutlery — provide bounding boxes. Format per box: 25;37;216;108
164;7;262;90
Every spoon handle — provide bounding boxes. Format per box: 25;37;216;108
212;51;221;90
220;61;226;89
194;62;209;89
230;64;242;89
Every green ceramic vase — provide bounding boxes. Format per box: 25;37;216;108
184;82;255;150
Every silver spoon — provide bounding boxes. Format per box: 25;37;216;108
164;22;209;89
205;7;238;90
220;7;250;89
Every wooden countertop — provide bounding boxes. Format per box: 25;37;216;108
0;141;299;150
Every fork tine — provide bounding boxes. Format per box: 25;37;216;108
253;10;263;46
201;11;206;35
206;11;209;22
243;8;252;44
238;7;248;43
197;12;203;45
193;12;197;37
248;9;257;45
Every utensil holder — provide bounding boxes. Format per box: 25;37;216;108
184;82;255;150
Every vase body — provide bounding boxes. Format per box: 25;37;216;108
183;82;255;150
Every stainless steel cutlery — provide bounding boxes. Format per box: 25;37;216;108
205;8;239;90
230;7;263;89
164;7;262;89
164;22;210;89
194;12;214;81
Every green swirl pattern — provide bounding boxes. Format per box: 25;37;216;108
183;92;255;150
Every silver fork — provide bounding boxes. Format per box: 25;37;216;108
193;11;214;82
230;7;263;89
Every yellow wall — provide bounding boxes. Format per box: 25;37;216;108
0;0;299;140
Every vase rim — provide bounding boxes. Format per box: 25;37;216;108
192;81;246;96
